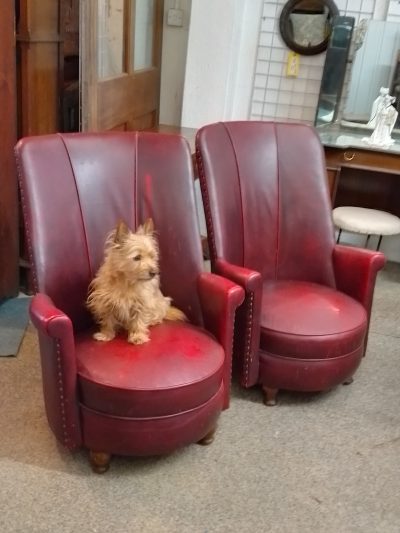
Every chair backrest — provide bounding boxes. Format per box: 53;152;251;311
16;132;204;329
196;121;336;287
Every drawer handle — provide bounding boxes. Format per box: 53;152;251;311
344;151;355;161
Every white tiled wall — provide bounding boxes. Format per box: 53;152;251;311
250;0;377;124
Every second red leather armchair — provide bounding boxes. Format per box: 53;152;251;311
196;121;385;405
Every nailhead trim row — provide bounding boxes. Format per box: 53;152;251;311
196;147;218;262
243;292;254;387
55;339;70;448
15;152;39;293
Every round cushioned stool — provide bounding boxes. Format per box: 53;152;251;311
333;206;400;250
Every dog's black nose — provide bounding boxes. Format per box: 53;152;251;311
149;271;157;278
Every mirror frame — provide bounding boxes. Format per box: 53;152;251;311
279;0;340;56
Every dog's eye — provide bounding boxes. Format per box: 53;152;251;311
133;254;141;261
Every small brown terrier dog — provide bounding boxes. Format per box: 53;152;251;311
87;218;186;344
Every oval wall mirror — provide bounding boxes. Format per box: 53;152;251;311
279;0;340;55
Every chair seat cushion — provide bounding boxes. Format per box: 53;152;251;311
76;322;224;418
260;280;367;359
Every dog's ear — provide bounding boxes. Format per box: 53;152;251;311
137;218;154;235
114;220;130;244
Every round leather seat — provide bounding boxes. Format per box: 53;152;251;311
260;280;367;358
76;322;224;418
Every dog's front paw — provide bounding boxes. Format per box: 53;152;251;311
128;331;150;344
93;331;115;342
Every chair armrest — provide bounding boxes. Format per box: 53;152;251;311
197;272;244;408
31;293;74;338
30;294;82;450
214;259;263;388
215;258;262;292
333;244;385;314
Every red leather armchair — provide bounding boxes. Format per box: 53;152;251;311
16;132;244;472
196;121;385;405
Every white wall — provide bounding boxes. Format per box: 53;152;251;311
181;0;263;128
159;0;192;126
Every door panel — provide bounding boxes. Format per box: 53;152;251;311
97;0;126;79
97;69;159;129
81;0;163;132
132;0;155;71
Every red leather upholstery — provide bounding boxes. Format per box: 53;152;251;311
260;281;367;358
76;323;224;417
16;132;244;466
196;121;385;401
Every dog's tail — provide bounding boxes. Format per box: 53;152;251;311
165;306;187;322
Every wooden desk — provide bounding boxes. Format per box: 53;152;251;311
319;128;400;218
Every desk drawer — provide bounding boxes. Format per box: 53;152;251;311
324;146;400;174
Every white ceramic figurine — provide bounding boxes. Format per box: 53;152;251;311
363;87;398;148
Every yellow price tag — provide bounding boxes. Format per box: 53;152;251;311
286;51;300;77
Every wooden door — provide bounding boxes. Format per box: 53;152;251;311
81;0;164;132
0;0;19;298
16;0;62;136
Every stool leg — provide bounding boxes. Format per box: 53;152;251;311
365;234;370;248
377;235;383;251
336;229;342;244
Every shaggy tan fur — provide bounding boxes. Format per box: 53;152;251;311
87;218;186;344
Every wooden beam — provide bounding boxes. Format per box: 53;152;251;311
0;0;19;297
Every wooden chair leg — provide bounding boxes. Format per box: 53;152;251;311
89;451;111;474
262;386;278;406
197;426;217;446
